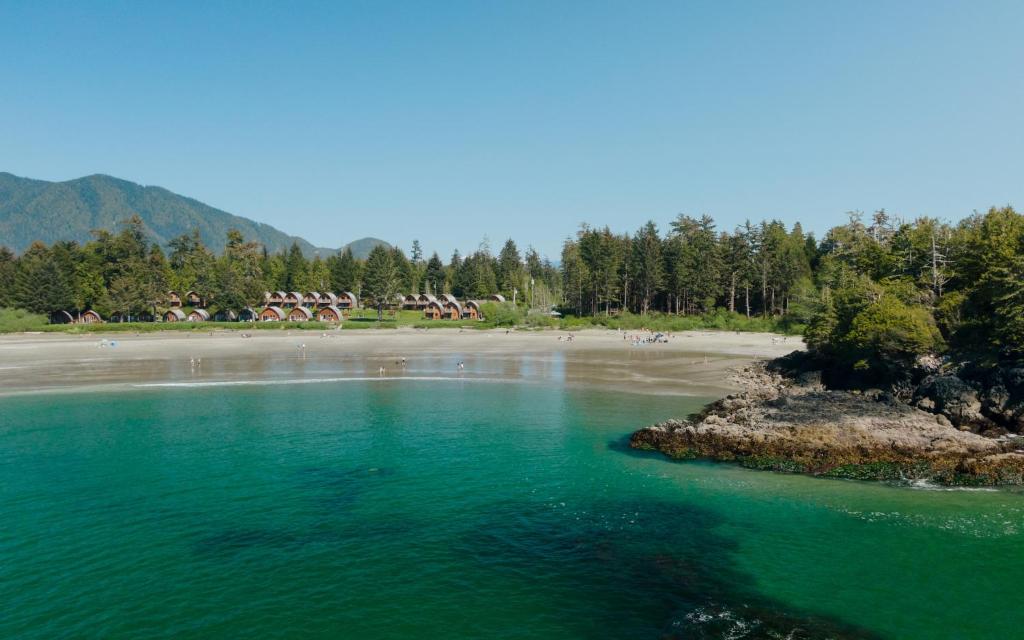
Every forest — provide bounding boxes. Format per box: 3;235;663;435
1;207;1022;380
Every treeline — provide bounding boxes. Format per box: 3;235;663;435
560;216;814;318
2;207;1023;377
0;215;562;318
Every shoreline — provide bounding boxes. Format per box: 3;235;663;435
0;328;800;398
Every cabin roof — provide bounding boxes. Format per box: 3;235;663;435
262;306;286;316
318;305;342;317
165;309;186;320
189;309;210;320
289;306;313;319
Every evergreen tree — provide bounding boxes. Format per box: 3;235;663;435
362;245;400;320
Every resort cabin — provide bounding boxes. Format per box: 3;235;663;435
402;294;420;310
442;300;462;320
164;309;186;322
463;300;484;320
488;294;506;303
438;293;459;306
49;310;74;324
302;292;320;308
260;306;286;322
110;311;153;323
283;292;303;307
317;292;338;307
238;307;258;322
214;309;238;322
78;310;103;324
417;293;438;307
423;300;443;320
188;309;211;322
185;291;202;307
337;291;358;309
168;291;183;308
317;305;343;323
268;291;286;306
288;306;313;322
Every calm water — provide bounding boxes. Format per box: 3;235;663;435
2;380;1022;639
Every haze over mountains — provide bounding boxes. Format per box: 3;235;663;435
0;172;388;258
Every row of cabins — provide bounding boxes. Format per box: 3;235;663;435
404;293;506;320
50;291;507;325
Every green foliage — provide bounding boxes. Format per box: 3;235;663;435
480;302;523;327
0;307;49;332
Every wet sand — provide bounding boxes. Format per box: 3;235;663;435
0;328;802;397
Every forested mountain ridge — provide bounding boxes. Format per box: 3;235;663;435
0;172;386;258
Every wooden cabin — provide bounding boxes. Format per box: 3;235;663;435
268;291;286;306
317;305;343;322
442;300;462;320
402;294;420;310
185;291;202;306
317;292;338;307
168;291;183;308
463;300;484;320
488;294;506;303
438;293;458;306
239;307;258;322
49;310;74;324
214;309;238;322
260;306;286;321
423;300;443;320
78;310;103;324
164;309;186;322
283;292;303;307
337;291;358;309
188;309;210;322
302;292;320;307
417;293;438;307
288;306;313;322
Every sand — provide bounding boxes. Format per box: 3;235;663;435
0;328;802;398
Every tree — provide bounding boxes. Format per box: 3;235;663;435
424;252;446;295
0;247;16;308
497;238;523;296
13;243;75;314
362;245;400;320
330;247;361;294
282;242;308;292
631;221;663;315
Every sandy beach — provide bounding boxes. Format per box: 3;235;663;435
0;328;801;397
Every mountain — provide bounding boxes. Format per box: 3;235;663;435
341;236;390;260
0;172;387;258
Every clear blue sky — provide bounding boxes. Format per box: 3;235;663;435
1;1;1022;259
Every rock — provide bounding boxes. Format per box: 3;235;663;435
914;375;995;432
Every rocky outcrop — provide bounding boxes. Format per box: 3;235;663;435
631;364;1024;485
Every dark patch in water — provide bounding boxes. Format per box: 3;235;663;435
461;499;882;639
194;528;308;557
295;465;397;511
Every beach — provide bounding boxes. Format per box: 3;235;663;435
0;328;801;397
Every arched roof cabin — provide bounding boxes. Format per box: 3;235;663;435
283;292;303;307
463;300;484;320
423;301;443;320
164;309;186;322
288;306;313;322
317;306;343;322
260;306;286;322
337;292;358;309
188;309;210;322
302;292;320;307
317;292;338;307
168;291;183;308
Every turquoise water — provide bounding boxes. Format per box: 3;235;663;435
2;380;1023;639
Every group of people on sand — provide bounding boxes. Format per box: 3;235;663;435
624;330;670;346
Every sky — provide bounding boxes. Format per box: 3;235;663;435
1;0;1022;259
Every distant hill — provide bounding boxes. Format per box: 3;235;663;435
0;172;388;258
341;236;390;260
